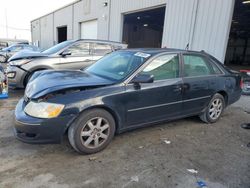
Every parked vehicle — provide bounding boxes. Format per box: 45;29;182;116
0;43;39;63
240;70;250;95
0;64;8;98
0;64;4;93
14;49;242;154
0;38;29;50
0;42;8;50
6;39;127;88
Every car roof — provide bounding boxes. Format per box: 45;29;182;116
119;48;206;56
75;39;127;46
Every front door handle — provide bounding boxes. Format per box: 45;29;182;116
173;85;182;92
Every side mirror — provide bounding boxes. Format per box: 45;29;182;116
61;50;71;57
131;74;154;84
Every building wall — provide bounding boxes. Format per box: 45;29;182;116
162;0;197;49
162;0;234;62
191;0;234;62
109;0;166;42
73;0;110;40
31;19;41;47
31;0;234;62
40;14;54;49
54;5;73;41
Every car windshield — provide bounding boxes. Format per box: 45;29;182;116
1;45;15;52
42;40;74;55
86;51;151;82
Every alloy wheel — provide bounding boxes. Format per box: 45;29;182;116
209;98;223;120
80;117;110;149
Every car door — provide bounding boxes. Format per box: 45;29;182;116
91;43;113;62
125;53;183;127
181;53;220;115
58;42;93;70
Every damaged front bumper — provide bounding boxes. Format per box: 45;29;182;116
6;65;27;88
14;98;76;144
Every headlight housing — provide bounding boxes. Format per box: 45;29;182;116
9;59;30;66
24;101;65;119
7;72;16;78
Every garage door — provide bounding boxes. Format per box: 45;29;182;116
80;20;97;39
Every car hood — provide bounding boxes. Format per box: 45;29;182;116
8;50;48;62
25;70;114;99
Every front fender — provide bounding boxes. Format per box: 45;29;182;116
48;86;126;133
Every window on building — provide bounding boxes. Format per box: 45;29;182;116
141;54;179;80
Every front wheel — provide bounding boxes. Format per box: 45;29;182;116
24;69;46;87
200;93;225;123
68;109;115;154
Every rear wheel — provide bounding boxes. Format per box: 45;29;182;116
200;93;225;123
68;109;115;154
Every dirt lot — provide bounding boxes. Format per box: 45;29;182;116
0;90;249;188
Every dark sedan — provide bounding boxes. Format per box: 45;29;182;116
14;49;242;154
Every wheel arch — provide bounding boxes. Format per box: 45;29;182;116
65;105;121;135
23;67;50;86
216;90;228;106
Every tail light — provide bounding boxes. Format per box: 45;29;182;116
240;78;244;89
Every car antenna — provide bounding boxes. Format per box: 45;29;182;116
185;43;189;50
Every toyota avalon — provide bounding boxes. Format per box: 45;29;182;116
14;49;242;154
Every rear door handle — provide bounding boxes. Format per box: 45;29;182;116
182;83;189;91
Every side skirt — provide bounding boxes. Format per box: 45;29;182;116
117;112;201;134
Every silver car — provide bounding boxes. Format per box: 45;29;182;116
6;39;127;88
0;43;39;63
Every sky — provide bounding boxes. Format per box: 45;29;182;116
0;0;74;41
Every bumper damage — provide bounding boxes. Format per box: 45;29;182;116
14;98;76;144
6;65;27;88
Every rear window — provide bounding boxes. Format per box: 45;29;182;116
183;54;223;77
183;55;213;77
210;62;223;75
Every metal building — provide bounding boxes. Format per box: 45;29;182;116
31;0;250;67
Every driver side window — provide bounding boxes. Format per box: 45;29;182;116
67;42;90;56
141;54;179;81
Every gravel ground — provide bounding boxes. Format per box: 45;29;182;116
0;90;249;188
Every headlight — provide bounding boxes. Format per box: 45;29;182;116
7;72;16;78
9;59;30;66
24;101;65;119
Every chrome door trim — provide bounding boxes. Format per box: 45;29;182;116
128;95;211;112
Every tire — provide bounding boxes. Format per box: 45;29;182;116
68;109;116;154
0;55;7;63
24;73;34;86
24;69;46;87
199;93;225;123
